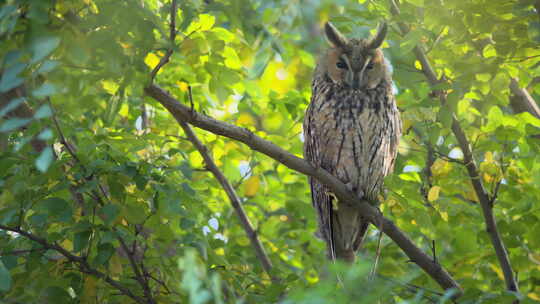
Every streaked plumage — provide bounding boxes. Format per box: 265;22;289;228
303;22;401;262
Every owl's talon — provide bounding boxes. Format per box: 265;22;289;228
328;191;339;210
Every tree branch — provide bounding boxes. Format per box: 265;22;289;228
509;78;540;119
144;84;462;296
389;0;519;295
179;120;275;279
0;224;146;304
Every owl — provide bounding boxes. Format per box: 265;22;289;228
303;22;401;262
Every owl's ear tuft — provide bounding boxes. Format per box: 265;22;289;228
324;22;348;48
367;22;388;50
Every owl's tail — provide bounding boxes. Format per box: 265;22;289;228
330;202;369;263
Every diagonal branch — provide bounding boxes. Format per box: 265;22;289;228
179;120;275;279
149;0;275;281
144;84;462;296
389;0;519;295
0;224;147;304
509;78;540;119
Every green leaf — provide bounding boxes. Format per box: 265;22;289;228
0;63;25;93
93;243;115;265
437;105;453;128
37;128;53;140
36;60;59;74
485;106;503;131
99;204;120;225
74;231;92;252
34;104;53;119
41;197;72;222
30;36;61;63
0;97;25;118
36;147;54;173
0;5;17;20
399;30;423;54
41;286;71;302
0;260;11;292
180;161;193;179
405;0;424;6
32;83;57;98
0;118;31;132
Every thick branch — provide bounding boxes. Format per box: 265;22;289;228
509;78;540;119
0;225;146;304
389;0;519;294
144;84;462;295
179;120;275;278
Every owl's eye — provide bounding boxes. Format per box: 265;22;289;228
336;60;348;69
366;61;374;70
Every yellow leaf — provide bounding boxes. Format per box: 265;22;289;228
82;276;97;302
102;80;119;95
237;113;255;126
186;14;215;33
431;159;452;177
144;53;160;69
401;118;412;131
176;81;189;92
61;239;73;251
528;293;540;301
428;186;441;201
118;103;129;117
484;151;494;163
244;176;260;197
439;211;448;222
109;253;123;279
463;182;479;203
223;46;242;69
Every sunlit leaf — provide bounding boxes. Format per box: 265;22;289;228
427;186;441;202
144;53;160;69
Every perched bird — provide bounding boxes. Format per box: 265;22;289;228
303;22;401;262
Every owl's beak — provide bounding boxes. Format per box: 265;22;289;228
351;61;371;90
352;73;361;90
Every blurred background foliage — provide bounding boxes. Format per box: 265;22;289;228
0;0;540;303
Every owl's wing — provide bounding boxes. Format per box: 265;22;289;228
383;94;402;176
303;93;336;260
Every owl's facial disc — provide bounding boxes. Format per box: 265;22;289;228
336;55;374;90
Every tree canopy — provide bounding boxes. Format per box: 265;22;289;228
1;0;540;303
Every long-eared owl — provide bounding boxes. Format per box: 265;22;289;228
303;22;401;262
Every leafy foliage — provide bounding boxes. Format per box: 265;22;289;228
1;0;540;303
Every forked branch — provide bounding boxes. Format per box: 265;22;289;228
389;0;519;295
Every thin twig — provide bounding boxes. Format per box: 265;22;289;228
432;240;438;265
148;0;275;280
149;0;177;81
179;117;275;279
118;238;156;304
389;0;519;296
49;101;158;303
0;224;146;304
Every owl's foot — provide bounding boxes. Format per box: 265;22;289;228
328;191;339;210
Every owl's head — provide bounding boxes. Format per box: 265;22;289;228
318;22;389;90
